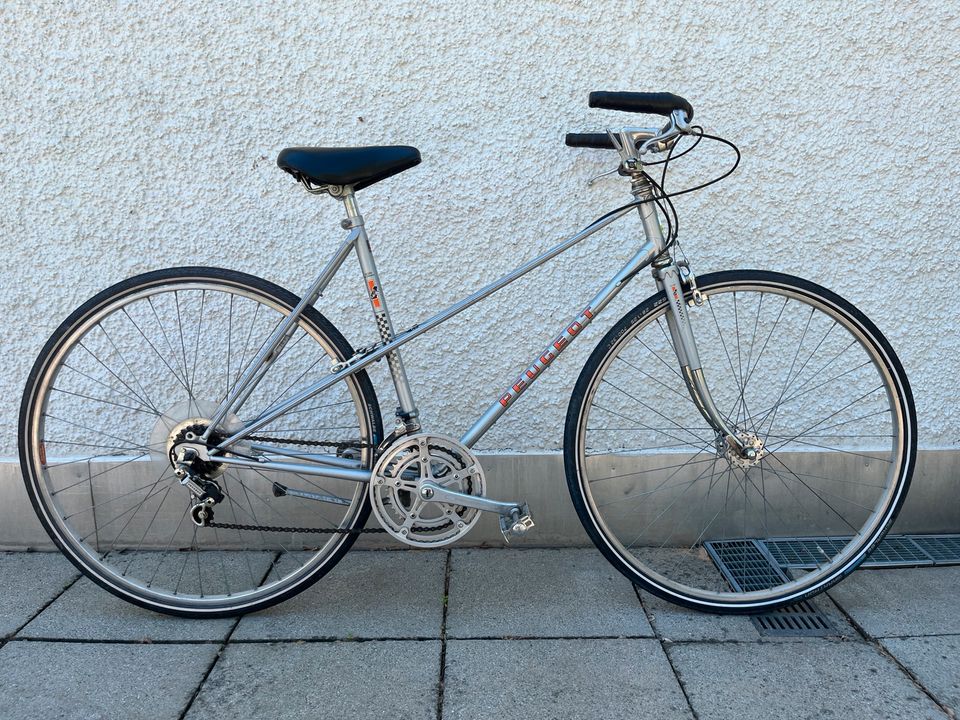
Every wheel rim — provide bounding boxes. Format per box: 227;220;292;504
576;277;910;608
24;275;375;611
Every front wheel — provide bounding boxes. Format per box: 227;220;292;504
565;270;916;613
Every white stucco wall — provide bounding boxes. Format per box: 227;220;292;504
2;0;958;455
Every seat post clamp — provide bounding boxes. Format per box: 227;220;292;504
340;215;364;230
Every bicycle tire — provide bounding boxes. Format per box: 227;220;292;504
564;269;916;613
19;266;383;617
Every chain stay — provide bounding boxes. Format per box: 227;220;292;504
205;434;380;534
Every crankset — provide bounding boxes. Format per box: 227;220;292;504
369;433;534;547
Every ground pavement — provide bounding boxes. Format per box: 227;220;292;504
0;548;957;719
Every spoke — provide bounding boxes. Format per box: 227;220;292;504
763;385;887;455
635;324;684;381
614;355;691;403
758;463;878;513
597;381;713;446
122;306;193;396
190;289;207;392
43;413;163;456
766;436;893;463
707;294;747;422
50;454;150;496
597;439;716;509
227;471;283;583
623;452;721;550
52;384;158;418
173;291;198;415
63;476;171;520
148;501;191;587
588;456;718;484
43;438;152;453
591;402;711;450
148;295;193;394
737;359;876;435
739;294;788;392
77;339;155;414
226;293;234;399
61;361;157;414
97;322;161;415
761;303;813;437
122;483;174;577
79;471;173;543
763;453;862;531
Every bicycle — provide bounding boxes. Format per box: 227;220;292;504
18;92;917;617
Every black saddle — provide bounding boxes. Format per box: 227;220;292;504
277;145;421;191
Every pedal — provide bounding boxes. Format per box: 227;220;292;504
499;503;535;543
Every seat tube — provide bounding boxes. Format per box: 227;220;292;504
342;190;421;430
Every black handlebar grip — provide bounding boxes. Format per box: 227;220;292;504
588;91;694;121
565;133;616;149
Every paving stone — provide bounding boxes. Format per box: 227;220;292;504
0;640;217;720
233;549;445;640
185;640;439;720
0;552;79;638
21;551;274;641
446;548;653;638
882;636;960;715
668;639;948;720
443;639;692;719
828;567;960;637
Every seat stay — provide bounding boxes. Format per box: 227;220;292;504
200;229;359;442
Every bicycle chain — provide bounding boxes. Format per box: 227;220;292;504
208;435;384;534
206;520;386;535
245;434;376;450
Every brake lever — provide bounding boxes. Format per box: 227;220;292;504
586;166;620;187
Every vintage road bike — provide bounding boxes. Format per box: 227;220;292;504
19;92;917;617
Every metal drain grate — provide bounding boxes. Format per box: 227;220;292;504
760;534;960;570
763;537;849;569
704;539;835;636
863;536;933;566
909;535;960;563
706;534;960;637
703;539;789;592
752;599;834;637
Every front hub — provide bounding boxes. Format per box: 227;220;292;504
725;430;766;469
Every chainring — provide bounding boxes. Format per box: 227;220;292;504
369;433;486;547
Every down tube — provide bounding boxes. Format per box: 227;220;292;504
460;239;659;448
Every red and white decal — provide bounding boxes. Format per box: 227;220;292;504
497;305;595;408
367;278;382;310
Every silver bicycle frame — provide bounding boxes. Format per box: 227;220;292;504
202;173;740;483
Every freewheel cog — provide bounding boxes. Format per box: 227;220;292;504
369;433;486;547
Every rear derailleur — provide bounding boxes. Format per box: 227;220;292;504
172;445;224;527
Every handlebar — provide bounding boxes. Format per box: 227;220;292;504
564;133;617;150
566;91;694;156
588;91;693;120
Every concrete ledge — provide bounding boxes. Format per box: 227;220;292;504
1;450;957;549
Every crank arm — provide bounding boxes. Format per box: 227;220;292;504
418;481;520;516
418;481;535;541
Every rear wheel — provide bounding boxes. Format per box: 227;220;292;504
565;270;916;613
19;267;382;617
